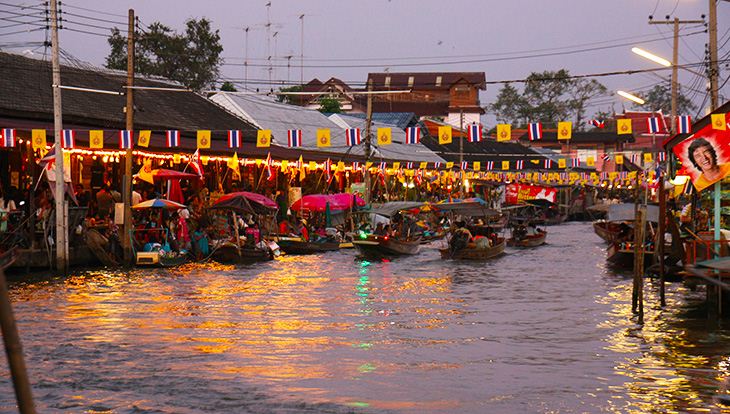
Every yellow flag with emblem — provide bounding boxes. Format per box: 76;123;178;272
138;130;151;148
446;161;454;169
558;158;566;169
617;118;632;135
586;156;595;167
711;113;726;130
337;161;345;172
308;161;317;170
316;128;330;147
496;124;511;142
615;154;624;165
502;160;509;170
197;130;211;149
173;154;181;164
557;122;572;140
419;162;427;169
137;159;154;184
643;152;653;163
89;130;104;149
377;127;392;145
257;130;271;147
393;162;400;170
473;161;481;171
438;126;452;144
32;129;46;150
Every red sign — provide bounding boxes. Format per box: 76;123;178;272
505;183;557;205
672;112;730;192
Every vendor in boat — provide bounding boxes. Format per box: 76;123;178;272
513;224;528;241
450;221;473;252
244;220;261;245
374;222;386;236
278;217;293;236
298;219;309;241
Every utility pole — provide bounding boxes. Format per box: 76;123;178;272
708;0;719;110
243;27;249;89
364;79;373;204
459;109;464;166
122;9;134;265
649;16;704;135
50;0;67;273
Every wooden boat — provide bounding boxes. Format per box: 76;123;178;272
353;234;421;257
135;250;188;267
211;241;274;264
607;241;656;268
419;232;445;244
276;237;340;255
440;238;506;260
593;221;624;243
507;230;547;247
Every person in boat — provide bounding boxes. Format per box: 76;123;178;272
244;220;261;245
450;221;473;252
176;209;192;252
513;224;528;241
374;222;385;236
298;219;309;242
278;217;293;235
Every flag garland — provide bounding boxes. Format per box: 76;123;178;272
1;128;15;147
119;130;133;149
528;122;542;141
166;130;180;147
62;129;75;148
647;117;660;134
346;128;361;146
468;123;481;143
677;115;691;134
288;129;302;147
228;130;242;148
405;127;420;144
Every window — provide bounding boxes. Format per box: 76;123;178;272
435;76;442;87
384;76;391;87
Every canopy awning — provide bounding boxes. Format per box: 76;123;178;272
368;201;425;217
607;204;660;222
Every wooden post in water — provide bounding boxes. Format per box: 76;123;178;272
632;207;646;323
0;267;37;414
658;173;666;307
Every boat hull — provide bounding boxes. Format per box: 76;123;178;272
353;235;421;257
593;221;622;243
507;232;547;247
211;242;273;264
440;239;505;260
277;238;340;255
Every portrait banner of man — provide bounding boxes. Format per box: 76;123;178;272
672;113;730;192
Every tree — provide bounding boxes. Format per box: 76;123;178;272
220;81;237;92
488;69;608;129
317;97;341;113
275;85;303;104
489;84;526;125
106;18;223;91
632;83;697;115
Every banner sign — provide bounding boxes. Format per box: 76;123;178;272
505;183;557;205
672;112;730;192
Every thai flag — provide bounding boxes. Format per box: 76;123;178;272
571;158;580;167
346;128;361;146
434;162;442;169
468;123;481;143
516;160;524;169
119;130;133;149
352;161;360;171
630;154;640;164
647;117;660;134
602;153;610;162
528;122;542;141
486;161;494;170
288;129;302;147
544;159;553;169
265;153;274;181
589;119;605;129
678;115;691;134
406;162;413;169
461;161;468;170
658;151;666;162
1;128;15;147
228;130;241;148
166;130;180;147
379;161;387;170
62;129;75;148
189;149;204;178
405;127;420;144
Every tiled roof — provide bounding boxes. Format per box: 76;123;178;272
0;52;257;136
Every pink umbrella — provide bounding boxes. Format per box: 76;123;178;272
151;169;200;181
213;191;278;210
290;193;365;212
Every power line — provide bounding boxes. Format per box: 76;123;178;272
0;26;44;36
221;30;708;69
59;1;127;18
60;26;110;38
60;10;126;27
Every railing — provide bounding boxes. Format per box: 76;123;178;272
685;239;729;265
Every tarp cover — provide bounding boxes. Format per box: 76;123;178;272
368;201;425;217
607;204;660;222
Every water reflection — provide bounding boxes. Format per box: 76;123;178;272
1;223;730;412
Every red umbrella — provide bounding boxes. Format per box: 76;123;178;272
211;191;277;213
151;169;199;181
290;193;365;212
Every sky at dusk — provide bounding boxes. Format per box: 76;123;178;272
4;0;730;121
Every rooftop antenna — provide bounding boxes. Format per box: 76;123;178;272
299;13;304;85
266;1;272;87
272;31;279;84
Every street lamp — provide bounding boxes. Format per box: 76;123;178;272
631;47;671;67
617;90;645;105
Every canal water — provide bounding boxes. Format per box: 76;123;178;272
1;222;730;413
